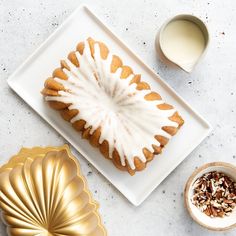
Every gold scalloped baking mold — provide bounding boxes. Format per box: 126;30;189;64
0;145;107;236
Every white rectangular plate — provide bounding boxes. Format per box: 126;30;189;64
8;5;211;206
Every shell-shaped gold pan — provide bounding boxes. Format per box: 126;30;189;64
0;145;106;236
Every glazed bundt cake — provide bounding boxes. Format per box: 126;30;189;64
41;37;184;175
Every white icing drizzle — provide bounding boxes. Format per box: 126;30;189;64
46;39;178;169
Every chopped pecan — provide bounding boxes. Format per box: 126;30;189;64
191;171;236;218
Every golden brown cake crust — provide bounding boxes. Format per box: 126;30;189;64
41;37;184;175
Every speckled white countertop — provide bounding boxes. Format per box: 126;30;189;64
0;0;236;235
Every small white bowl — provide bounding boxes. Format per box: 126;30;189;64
155;14;209;73
184;162;236;231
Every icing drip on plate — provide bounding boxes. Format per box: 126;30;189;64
46;39;178;170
